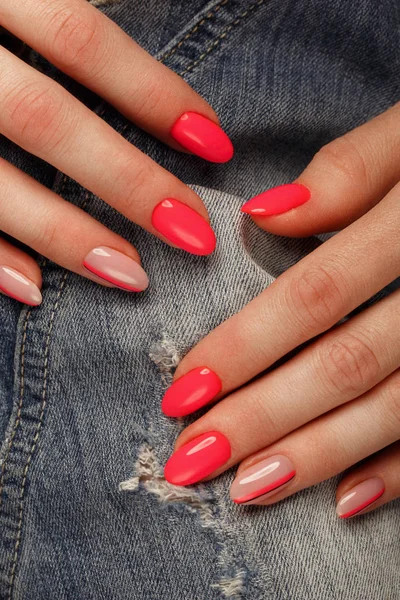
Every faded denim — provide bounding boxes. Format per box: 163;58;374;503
0;1;399;598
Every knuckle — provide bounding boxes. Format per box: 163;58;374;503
318;333;381;395
316;136;369;190
133;79;165;121
286;266;346;334
384;371;400;429
115;157;151;214
30;214;59;255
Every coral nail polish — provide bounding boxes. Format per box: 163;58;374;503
83;247;149;292
171;112;234;163
336;477;385;519
0;266;42;306
152;199;216;255
230;455;296;504
241;183;311;216
164;431;231;486
162;367;222;417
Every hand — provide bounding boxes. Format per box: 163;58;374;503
0;0;233;305
162;102;400;520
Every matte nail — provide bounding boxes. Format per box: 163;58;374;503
152;199;216;255
171;112;234;163
230;455;296;504
241;183;311;216
83;247;149;292
336;477;385;519
0;266;42;306
164;431;231;486
162;367;222;417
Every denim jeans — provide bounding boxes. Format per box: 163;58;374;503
0;1;399;598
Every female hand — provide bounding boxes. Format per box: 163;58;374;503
162;102;400;520
0;0;233;305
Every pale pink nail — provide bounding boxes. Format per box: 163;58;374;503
0;265;42;306
83;246;149;292
230;455;296;505
336;477;385;519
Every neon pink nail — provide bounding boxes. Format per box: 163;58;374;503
162;367;222;417
0;266;42;306
230;455;296;504
241;183;311;216
171;112;234;163
83;247;149;292
336;477;385;519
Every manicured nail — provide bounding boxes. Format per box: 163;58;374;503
171;112;234;163
164;431;231;486
83;246;149;292
230;455;296;505
152;199;216;255
241;183;311;216
0;266;42;306
336;477;385;519
162;367;222;417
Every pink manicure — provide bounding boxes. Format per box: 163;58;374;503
83;247;149;292
171;112;234;163
336;477;385;519
230;455;296;505
0;265;42;306
241;183;311;216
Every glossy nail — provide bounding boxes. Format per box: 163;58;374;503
152;199;216;255
164;431;231;486
336;477;385;519
162;367;222;417
83;246;149;292
230;455;296;505
0;266;42;306
171;112;234;163
241;183;311;216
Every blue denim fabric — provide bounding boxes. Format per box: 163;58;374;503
0;0;399;598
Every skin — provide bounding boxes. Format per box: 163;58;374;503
172;102;400;517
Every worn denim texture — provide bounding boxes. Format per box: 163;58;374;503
0;1;399;598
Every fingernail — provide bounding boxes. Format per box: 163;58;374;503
230;455;296;505
83;246;149;292
152;199;216;255
241;183;311;216
162;367;222;417
0;266;42;306
171;112;234;163
164;431;231;486
336;477;385;519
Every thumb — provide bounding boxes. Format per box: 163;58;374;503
241;102;400;237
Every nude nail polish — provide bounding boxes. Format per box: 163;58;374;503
336;477;385;519
230;455;296;504
0;265;42;306
171;112;234;163
241;183;311;216
164;431;231;486
152;199;216;255
83;247;149;292
162;367;222;417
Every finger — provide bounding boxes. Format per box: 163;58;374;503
0;235;42;305
163;290;400;485
228;370;400;509
241;102;400;236
0;47;216;255
0;0;233;161
336;442;400;519
0;157;149;292
172;179;400;403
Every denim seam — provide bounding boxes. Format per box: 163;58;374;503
179;0;265;76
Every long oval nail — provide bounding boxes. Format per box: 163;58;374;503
241;183;311;216
171;112;234;163
152;199;216;255
162;367;222;417
336;477;385;519
83;247;149;291
230;455;296;505
0;265;42;306
164;431;231;486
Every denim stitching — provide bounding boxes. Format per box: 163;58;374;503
159;0;230;63
179;0;265;76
